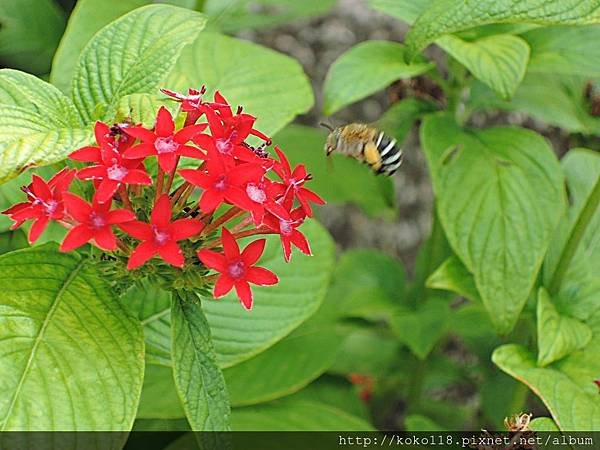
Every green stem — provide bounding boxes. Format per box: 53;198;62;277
549;174;600;293
406;358;427;411
507;381;529;416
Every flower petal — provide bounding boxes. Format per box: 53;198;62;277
191;134;216;152
124;125;157;143
179;169;210;188
94;122;111;146
119;221;153;240
92;226;117;251
28;216;50;244
60;224;94;252
31;174;52;199
220;227;240;259
199;189;224;213
95;179;120;204
234;281;253;310
151;194;172;228
177;145;206;160
213;274;234;298
291;229;312;256
241;239;266;266
107;209;136;224
123;169;152;185
157;241;185;267
155;106;174;137
158;152;177;172
124;143;157;159
245;266;278;286
174;123;208;144
77;165;107;180
198;249;226;271
225;186;255;212
63;192;92;223
127;241;158;269
171;218;204;240
69;146;101;163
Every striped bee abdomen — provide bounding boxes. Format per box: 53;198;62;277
375;131;403;175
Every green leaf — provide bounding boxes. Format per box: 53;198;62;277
171;291;230;431
405;0;600;60
523;25;600;77
71;5;206;124
223;286;348;407
231;398;374;431
0;244;144;430
389;298;450;359
376;98;438;141
470;74;600;135
204;220;335;368
204;0;337;32
451;304;502;360
273;125;397;218
368;0;434;25
0;0;66;74
480;371;528;428
137;364;185;419
537;288;592;367
323;41;433;115
0;230;27;255
404;414;446;431
0;69;91;183
529;417;560;431
166;32;313;137
493;341;600;430
426;255;482;303
437;34;530;99
421;114;565;334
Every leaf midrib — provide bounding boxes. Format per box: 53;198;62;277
0;258;86;430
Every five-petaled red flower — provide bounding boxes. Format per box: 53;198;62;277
71;122;152;203
179;157;265;213
263;206;311;262
120;194;204;269
161;87;207;125
60;193;136;252
273;147;324;217
123;106;207;172
197;228;278;310
2;168;75;244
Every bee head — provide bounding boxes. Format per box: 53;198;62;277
320;123;338;156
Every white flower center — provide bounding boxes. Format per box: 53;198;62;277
216;138;233;155
153;227;170;246
246;184;266;203
213;175;227;191
155;136;179;154
227;261;245;279
89;212;107;229
107;164;129;181
279;220;293;236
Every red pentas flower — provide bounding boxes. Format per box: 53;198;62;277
273;147;324;217
70;122;152;203
161;87;208;125
198;228;278;310
60;193;136;252
2;168;75;243
120;194;204;269
123;106;208;172
263;206;311;262
179;156;265;213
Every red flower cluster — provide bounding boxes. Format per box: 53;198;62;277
3;87;324;310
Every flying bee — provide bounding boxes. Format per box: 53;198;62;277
322;123;403;176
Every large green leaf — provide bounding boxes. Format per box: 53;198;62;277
50;0;197;93
0;0;66;74
421;114;565;333
231;398;374;431
273;125;397;218
135;221;335;369
137;364;185;419
71;5;206;124
204;220;335;368
368;0;434;25
0;69;91;184
0;244;144;431
523;25;600;77
405;0;600;59
166;32;313;137
469;74;600;135
204;0;336;32
493;340;600;430
537;288;592;367
437;34;530;99
323;41;433;115
171;292;230;431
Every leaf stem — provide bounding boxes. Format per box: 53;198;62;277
119;185;133;211
549;174;600;293
165;156;180;194
202;207;244;236
155;166;165;203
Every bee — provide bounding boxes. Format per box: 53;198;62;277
322;123;403;176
